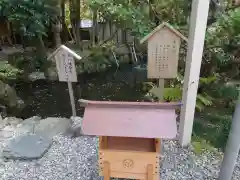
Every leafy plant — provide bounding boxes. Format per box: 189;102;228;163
0;62;23;81
8;52;50;73
163;88;182;101
0;0;59;38
196;93;214;112
146;74;216;112
192;138;216;155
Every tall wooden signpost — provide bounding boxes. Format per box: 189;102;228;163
140;22;187;101
48;45;81;117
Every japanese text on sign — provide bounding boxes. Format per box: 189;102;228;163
55;50;77;82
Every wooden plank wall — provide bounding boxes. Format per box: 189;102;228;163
98;22;135;47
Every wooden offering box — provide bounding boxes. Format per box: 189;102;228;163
79;99;180;180
99;136;160;180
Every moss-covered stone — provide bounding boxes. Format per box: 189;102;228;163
0;80;25;114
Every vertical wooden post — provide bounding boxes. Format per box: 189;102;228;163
155;138;161;153
103;161;110;180
102;136;108;148
67;81;76;117
158;79;164;101
179;0;210;146
147;164;153;180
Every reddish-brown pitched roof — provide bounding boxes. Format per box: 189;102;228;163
80;99;180;139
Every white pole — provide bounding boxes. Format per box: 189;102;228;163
179;0;210;146
218;91;240;180
67;81;76;117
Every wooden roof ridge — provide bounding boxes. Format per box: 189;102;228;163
140;22;188;44
47;45;82;60
79;99;182;109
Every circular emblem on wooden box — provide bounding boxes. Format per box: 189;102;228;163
123;159;134;169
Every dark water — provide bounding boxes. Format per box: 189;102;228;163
14;64;150;119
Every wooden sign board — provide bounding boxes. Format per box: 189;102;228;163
141;22;187;79
55;49;77;82
147;29;180;79
48;45;81;117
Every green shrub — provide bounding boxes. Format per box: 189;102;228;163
193;111;232;150
0;61;23;81
8;52;50;73
145;74;215;112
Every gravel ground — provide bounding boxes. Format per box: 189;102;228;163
0;124;240;179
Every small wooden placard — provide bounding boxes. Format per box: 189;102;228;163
141;22;187;79
55;49;77;82
147;28;180;79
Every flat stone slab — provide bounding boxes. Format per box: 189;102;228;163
3;134;52;160
35;117;72;138
15;116;42;136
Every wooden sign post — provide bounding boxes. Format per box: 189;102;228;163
48;45;82;117
158;79;165;101
140;22;187;101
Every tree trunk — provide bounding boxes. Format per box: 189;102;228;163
53;22;62;47
53;1;62;47
75;0;81;45
218;0;226;13
219;0;225;7
20;34;26;49
92;9;97;46
61;0;68;42
148;0;159;25
37;35;47;57
149;0;154;20
36;35;48;74
70;0;77;43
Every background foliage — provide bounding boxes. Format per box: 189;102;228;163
0;0;59;37
0;0;239;149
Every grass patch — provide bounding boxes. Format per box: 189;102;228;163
192;138;216;155
192;108;232;151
